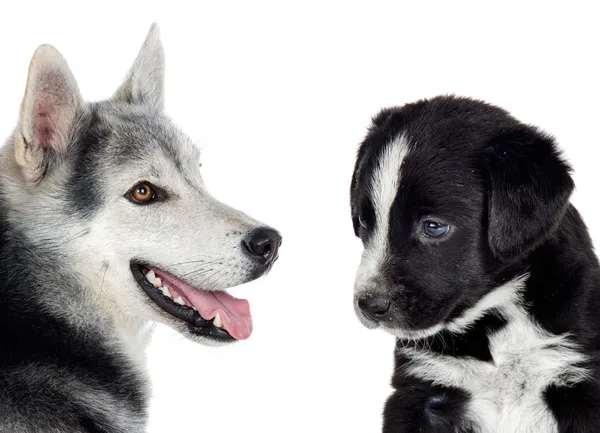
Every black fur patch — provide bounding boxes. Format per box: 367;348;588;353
67;106;111;217
351;95;600;430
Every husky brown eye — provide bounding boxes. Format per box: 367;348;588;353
129;183;155;203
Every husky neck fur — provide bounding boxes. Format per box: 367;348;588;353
351;96;600;432
0;24;280;432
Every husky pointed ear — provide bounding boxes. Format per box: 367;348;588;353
16;44;83;175
485;125;574;259
113;23;165;110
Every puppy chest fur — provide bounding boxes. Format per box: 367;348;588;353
401;303;588;433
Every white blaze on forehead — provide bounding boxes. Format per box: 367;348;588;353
370;134;410;252
354;134;409;293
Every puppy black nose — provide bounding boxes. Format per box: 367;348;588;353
358;294;391;320
242;227;282;265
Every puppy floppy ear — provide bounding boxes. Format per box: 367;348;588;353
112;23;165;111
16;44;83;179
485;125;574;259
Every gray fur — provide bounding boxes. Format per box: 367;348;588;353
0;24;276;432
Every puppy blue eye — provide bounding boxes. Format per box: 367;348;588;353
423;221;450;237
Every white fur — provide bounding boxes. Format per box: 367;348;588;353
354;134;409;298
402;276;588;433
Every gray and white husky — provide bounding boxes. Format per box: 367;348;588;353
0;24;281;432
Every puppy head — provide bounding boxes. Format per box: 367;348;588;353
351;96;573;338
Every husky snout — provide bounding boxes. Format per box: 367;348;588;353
0;22;283;346
195;195;282;282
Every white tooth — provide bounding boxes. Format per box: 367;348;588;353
153;277;162;288
174;297;185;305
160;286;171;298
213;313;223;328
145;270;156;284
192;307;197;311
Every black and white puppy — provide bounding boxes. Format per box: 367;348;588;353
351;95;600;432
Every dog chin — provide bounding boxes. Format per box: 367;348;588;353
354;305;445;341
178;324;239;347
386;324;444;341
154;312;240;347
357;315;380;330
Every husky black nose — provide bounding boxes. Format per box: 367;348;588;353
242;228;282;265
358;294;391;320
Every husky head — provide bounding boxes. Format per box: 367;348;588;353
350;96;573;340
3;24;281;345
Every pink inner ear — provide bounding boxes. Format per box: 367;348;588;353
31;70;71;150
34;113;55;149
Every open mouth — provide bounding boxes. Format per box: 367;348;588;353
131;262;252;342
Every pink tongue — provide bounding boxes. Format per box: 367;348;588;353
150;268;253;340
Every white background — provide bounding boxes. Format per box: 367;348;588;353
1;2;599;432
